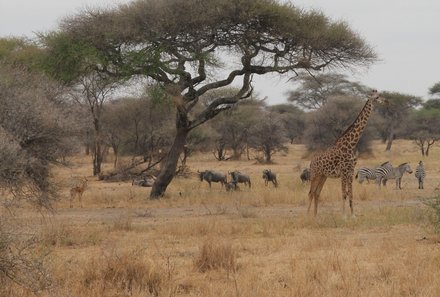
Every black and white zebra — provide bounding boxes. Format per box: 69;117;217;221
355;167;376;184
374;161;393;186
415;161;426;189
376;162;413;190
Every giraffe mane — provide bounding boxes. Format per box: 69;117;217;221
335;99;371;144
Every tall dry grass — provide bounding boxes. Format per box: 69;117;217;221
4;140;440;296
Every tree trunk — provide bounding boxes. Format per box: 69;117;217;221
93;141;103;176
232;146;242;160
265;151;271;163
150;128;189;199
92;118;103;176
426;140;435;156
113;146;118;168
385;129;394;151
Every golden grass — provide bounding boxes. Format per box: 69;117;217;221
4;140;440;296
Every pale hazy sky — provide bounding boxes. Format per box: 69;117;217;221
1;0;439;104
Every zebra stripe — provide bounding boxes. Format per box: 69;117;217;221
374;161;393;186
376;162;413;190
415;161;425;189
355;167;376;184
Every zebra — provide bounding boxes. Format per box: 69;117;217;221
198;170;227;188
357;161;392;184
262;169;278;187
376;162;413;190
374;161;393;186
355;167;376;184
415;161;425;189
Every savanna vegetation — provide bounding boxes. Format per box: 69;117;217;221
1;0;440;296
1;141;440;297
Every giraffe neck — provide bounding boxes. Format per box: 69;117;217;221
334;99;374;152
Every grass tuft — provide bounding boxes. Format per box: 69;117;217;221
194;239;238;273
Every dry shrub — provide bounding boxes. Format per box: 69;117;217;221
40;222;75;247
0;220;52;296
81;248;163;296
194;239;237;273
39;221;102;248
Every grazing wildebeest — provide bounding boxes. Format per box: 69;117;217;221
225;181;239;192
300;168;310;183
229;171;251;188
262;169;278;187
198;170;227;188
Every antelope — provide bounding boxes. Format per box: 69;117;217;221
69;178;88;208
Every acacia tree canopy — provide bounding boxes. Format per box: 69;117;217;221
286;73;369;110
45;0;377;198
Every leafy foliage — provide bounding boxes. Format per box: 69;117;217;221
304;96;375;153
287;73;369;110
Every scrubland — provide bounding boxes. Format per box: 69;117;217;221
3;140;440;297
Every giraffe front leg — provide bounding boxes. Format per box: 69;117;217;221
341;177;348;214
347;176;355;217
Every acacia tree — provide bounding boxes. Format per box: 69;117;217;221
286;73;368;110
210;99;264;160
45;0;376;198
429;82;440;97
405;101;440;156
304;95;376;154
249;112;287;163
269;104;305;143
374;92;422;151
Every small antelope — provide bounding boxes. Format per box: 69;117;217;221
69;178;88;208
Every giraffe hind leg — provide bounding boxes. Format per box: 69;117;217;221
308;175;326;216
308;176;321;214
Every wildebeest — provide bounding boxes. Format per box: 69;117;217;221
300;168;310;183
229;171;251;188
225;181;239;192
262;169;278;187
198;170;227;188
132;175;156;187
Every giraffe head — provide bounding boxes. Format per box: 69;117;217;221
368;89;388;105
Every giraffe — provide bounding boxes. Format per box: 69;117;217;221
308;89;385;216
